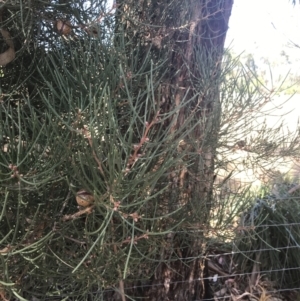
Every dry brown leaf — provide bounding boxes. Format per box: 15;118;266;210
0;245;12;254
0;286;9;301
0;29;15;66
56;19;72;35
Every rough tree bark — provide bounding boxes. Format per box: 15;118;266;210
113;1;233;300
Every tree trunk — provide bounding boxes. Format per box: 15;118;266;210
114;0;233;299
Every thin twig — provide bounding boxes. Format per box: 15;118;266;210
125;111;160;173
62;205;94;221
288;184;300;194
111;220;126;301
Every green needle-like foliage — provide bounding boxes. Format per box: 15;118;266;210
1;1;300;300
0;27;216;300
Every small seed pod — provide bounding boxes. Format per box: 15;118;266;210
76;190;95;207
56;19;72;36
